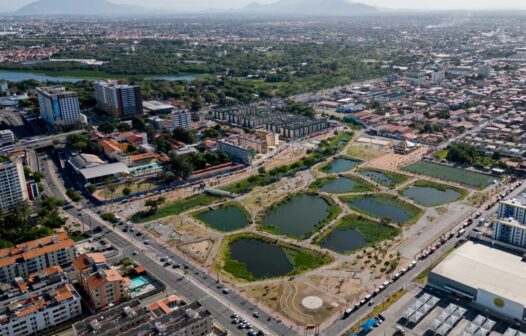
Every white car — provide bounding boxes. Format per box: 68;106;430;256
132;251;139;255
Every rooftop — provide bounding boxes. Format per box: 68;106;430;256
79;162;129;180
431;241;526;306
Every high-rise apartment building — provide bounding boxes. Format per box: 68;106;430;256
94;80;143;119
0;158;28;211
0;233;77;283
493;197;526;248
36;86;83;128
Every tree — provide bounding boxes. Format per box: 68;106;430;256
98;122;115;134
145;197;166;213
132;117;147;132
117;122;132;132
123;187;132;196
173;127;196;144
66;188;81;202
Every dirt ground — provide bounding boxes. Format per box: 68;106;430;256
178;239;215;263
347;145;391;161
243;279;341;326
367;146;429;171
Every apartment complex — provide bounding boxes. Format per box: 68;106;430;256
213;104;329;140
73;299;213;336
0;234;76;283
217;139;255;166
94;80;143;119
493;197;526;248
0;283;81;336
0;158;28;211
148;110;192;131
0;130;14;145
36;86;84;128
73;253;126;310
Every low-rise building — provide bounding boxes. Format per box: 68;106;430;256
73;299;212;336
217;139;255;166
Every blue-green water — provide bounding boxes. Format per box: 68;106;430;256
324;158;360;174
319;177;360;193
262;194;331;239
320;228;367;253
229;238;293;279
360;170;396;187
0;70;196;83
347;197;413;223
196;205;249;232
402;185;461;207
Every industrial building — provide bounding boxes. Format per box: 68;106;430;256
428;241;526;322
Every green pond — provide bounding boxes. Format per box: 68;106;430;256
402;185;461;207
320;228;367;253
360;170;396;187
324;158;360;173
262;194;331;238
229;238;293;278
347;196;413;223
196;205;249;232
319;177;361;193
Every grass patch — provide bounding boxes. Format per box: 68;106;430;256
347;145;387;160
222;132;353;195
310;176;375;194
219;233;332;281
434;149;449;160
341;193;423;225
404;161;496;189
357;168;409;187
414;248;455;284
99;180;161;200
131;193;223;223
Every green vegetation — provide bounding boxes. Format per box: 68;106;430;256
220;233;332;281
66;188;81;202
310;176;374;193
131;193;222;223
434;149;449;160
357;168;408;187
404;161;496;189
317;215;400;249
446;142;501;169
222;132;353;194
0;198;66;247
101;213;118;223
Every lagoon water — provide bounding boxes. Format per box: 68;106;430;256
347;196;412;223
360;170;395;187
0;70;196;83
402;185;460;207
319;177;359;193
325;158;359;173
262;194;330;239
196;205;249;232
229;238;293;279
320;228;367;253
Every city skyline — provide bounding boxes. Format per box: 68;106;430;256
1;0;526;13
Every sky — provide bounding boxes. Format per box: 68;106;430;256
2;0;526;12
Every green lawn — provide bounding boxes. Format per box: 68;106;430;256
131;193;222;223
434;150;449;160
100;181;161;200
404;161;496;189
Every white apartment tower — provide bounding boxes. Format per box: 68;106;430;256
36;86;83;128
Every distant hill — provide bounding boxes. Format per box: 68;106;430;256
241;0;378;16
16;0;147;16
